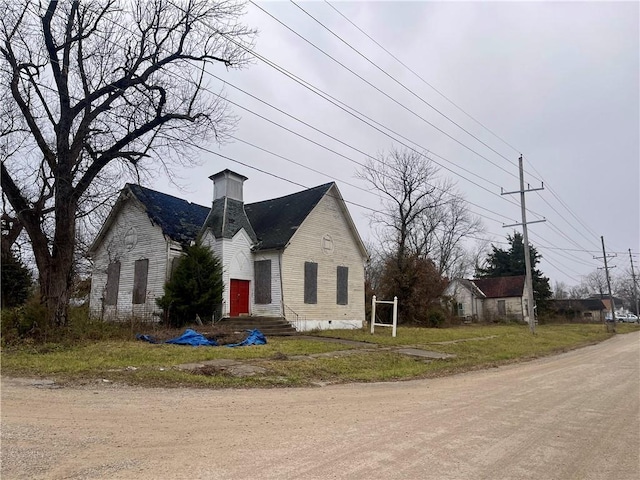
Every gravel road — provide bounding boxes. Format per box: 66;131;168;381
2;332;639;480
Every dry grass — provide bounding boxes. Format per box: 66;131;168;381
2;322;637;388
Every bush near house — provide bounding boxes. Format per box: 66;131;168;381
156;244;223;328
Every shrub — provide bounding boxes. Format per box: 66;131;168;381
1;250;33;308
1;295;48;344
156;243;223;328
424;307;447;328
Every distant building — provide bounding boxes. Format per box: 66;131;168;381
546;299;606;322
444;275;530;323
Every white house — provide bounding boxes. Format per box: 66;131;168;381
88;170;368;331
444;275;530;323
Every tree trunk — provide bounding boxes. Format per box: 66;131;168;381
30;196;77;328
39;257;73;328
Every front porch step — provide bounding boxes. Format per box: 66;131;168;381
217;316;298;336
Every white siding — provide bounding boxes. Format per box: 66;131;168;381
89;200;170;321
251;251;283;317
444;281;484;321
483;297;525;321
281;186;366;330
203;229;254;317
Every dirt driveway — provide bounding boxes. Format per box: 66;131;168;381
2;332;639;480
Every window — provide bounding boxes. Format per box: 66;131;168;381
457;302;465;317
105;261;121;305
497;300;506;316
337;266;348;305
254;260;272;304
132;259;149;304
304;262;318;304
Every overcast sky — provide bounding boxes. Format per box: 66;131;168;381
154;0;640;288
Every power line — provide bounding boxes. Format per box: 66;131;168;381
323;0;528;171
250;1;527;186
291;0;520;179
231;134;510;226
13;4;613;270
208;71;524;219
322;0;604;252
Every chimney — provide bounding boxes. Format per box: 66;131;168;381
209;169;248;203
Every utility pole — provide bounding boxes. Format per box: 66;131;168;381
502;155;545;334
595;236;617;333
629;249;639;317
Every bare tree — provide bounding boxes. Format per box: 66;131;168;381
582;270;607;297
358;147;449;263
553;281;569;299
613;270;639;314
568;284;588;299
358;147;482;322
427;194;483;277
1;0;255;327
358;147;482;275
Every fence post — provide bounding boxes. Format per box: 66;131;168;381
371;295;377;334
392;296;398;338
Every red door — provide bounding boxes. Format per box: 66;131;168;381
230;279;250;317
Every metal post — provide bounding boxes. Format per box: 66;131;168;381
370;295;376;334
392;296;398;338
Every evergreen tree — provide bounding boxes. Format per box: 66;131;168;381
1;250;33;308
156;244;223;328
476;232;552;313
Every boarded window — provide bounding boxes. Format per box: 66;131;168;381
457;302;465;316
254;260;272;304
132;259;149;304
304;262;318;304
337;266;348;305
497;300;506;316
105;261;121;305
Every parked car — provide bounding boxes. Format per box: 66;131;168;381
616;313;628;322
605;312;635;323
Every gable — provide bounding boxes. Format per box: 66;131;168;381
446;278;485;298
472;276;525;298
201;197;257;242
244;183;333;251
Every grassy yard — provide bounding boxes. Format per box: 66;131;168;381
2;323;638;388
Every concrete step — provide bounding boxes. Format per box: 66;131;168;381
218;317;298;336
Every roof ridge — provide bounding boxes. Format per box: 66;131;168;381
127;183;209;210
246;182;334;207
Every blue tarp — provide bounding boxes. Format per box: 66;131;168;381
136;329;218;346
165;329;219;346
136;328;267;347
226;329;267;347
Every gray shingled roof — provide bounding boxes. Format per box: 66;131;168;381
126;182;334;249
201;197;257;243
127;184;209;245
